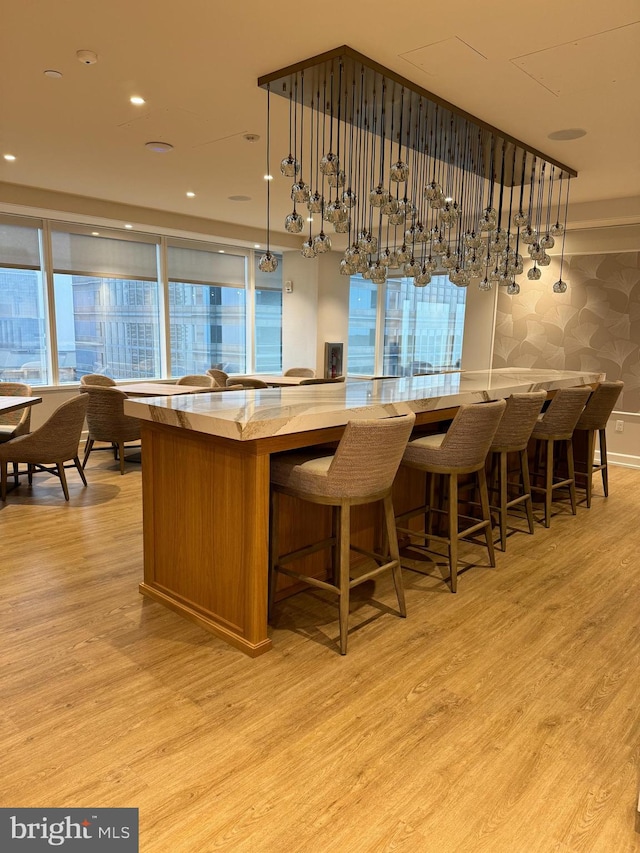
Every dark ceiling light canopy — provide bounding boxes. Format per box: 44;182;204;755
258;45;577;293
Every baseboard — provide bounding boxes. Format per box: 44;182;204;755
607;452;640;470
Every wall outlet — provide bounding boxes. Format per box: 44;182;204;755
284;280;293;293
615;419;624;432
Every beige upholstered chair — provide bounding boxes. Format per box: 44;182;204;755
270;413;416;655
79;374;116;387
176;374;214;387
0;382;34;488
573;380;624;507
80;385;142;475
228;377;268;389
487;391;547;550
397;400;506;593
529;386;592;527
0;395;88;501
299;376;346;385
284;367;316;378
206;369;229;387
0;382;33;443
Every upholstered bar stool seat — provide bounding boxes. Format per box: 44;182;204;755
573;380;624;507
487;391;547;550
269;413;415;655
397;400;506;593
529;386;592;527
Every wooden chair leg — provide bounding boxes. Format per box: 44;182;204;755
12;461;19;486
28;463;33;485
599;429;609;496
448;473;458;593
544;439;554;528
58;461;70;501
74;456;88;487
585;429;595;508
520;449;535;535
82;438;94;469
567;439;577;515
338;504;350;655
498;450;508;551
478;466;496;567
268;488;279;620
119;442;126;475
384;494;406;617
1;461;6;501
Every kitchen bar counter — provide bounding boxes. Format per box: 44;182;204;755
124;368;604;656
124;368;604;442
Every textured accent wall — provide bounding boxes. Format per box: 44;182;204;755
492;252;640;412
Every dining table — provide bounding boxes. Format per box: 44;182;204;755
117;383;212;397
0;395;43;415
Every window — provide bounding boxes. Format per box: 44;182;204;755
0;217;48;384
347;277;378;375
254;257;282;373
0;215;283;385
51;226;161;382
348;273;466;377
167;241;248;375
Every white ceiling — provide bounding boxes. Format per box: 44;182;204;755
1;0;639;241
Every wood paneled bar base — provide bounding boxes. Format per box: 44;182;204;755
126;368;604;656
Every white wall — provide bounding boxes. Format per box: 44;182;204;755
315;253;350;377
281;252;320;374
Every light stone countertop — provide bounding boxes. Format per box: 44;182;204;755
123;367;605;442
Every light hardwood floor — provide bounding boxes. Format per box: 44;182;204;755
1;452;639;852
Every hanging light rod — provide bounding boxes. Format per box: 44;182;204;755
258;45;575;293
258;45;577;180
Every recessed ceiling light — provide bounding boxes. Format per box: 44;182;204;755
124;224;133;229
218;250;225;254
130;96;145;105
3;154;16;162
243;133;260;143
228;195;251;202
44;70;63;79
547;128;587;141
186;191;196;198
264;174;273;181
91;231;100;236
306;216;313;222
145;141;174;153
254;244;261;249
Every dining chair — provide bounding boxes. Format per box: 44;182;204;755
228;377;269;389
270;413;416;654
80;385;142;474
176;374;214;387
207;369;229;387
486;391;547;550
573;380;624;506
396;400;506;593
0;382;34;488
284;367;316;378
79;374;116;387
528;386;592;527
0;395;88;501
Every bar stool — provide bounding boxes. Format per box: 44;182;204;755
573;380;624;507
528;386;592;527
269;413;416;655
397;400;506;593
487;391;547;550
